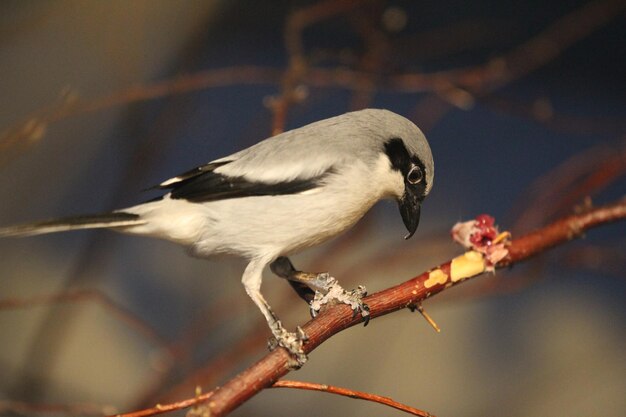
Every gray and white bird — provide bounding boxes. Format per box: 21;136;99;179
0;108;433;365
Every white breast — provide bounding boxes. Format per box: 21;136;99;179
121;154;403;262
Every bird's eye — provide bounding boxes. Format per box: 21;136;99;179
407;166;423;184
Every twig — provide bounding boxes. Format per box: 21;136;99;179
110;199;625;417
271;380;434;417
502;199;625;264
110;392;214;417
270;0;364;134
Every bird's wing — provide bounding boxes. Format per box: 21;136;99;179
155;151;337;203
157;161;231;188
153;114;365;203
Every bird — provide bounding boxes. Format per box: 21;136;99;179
0;108;434;366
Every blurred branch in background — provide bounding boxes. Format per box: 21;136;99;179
0;290;168;349
1;0;624;165
0;399;117;417
1;0;625;416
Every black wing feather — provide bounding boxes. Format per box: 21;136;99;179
152;161;231;190
162;166;333;203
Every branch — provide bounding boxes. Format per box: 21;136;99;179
271;380;434;417
501;201;625;264
111;199;625;417
111;391;214;417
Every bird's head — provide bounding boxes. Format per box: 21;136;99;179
326;109;434;240
384;136;433;239
359;109;433;240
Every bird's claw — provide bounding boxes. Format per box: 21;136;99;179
267;321;308;369
351;288;371;326
309;274;370;325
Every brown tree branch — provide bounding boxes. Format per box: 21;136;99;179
502;200;625;264
110;198;625;417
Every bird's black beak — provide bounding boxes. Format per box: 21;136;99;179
399;187;422;240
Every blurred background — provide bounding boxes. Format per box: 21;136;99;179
0;1;624;416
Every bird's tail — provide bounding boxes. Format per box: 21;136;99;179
0;212;147;238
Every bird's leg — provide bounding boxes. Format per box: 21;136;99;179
270;257;370;325
242;259;307;368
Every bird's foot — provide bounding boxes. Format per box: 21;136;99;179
267;321;308;369
309;274;370;325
